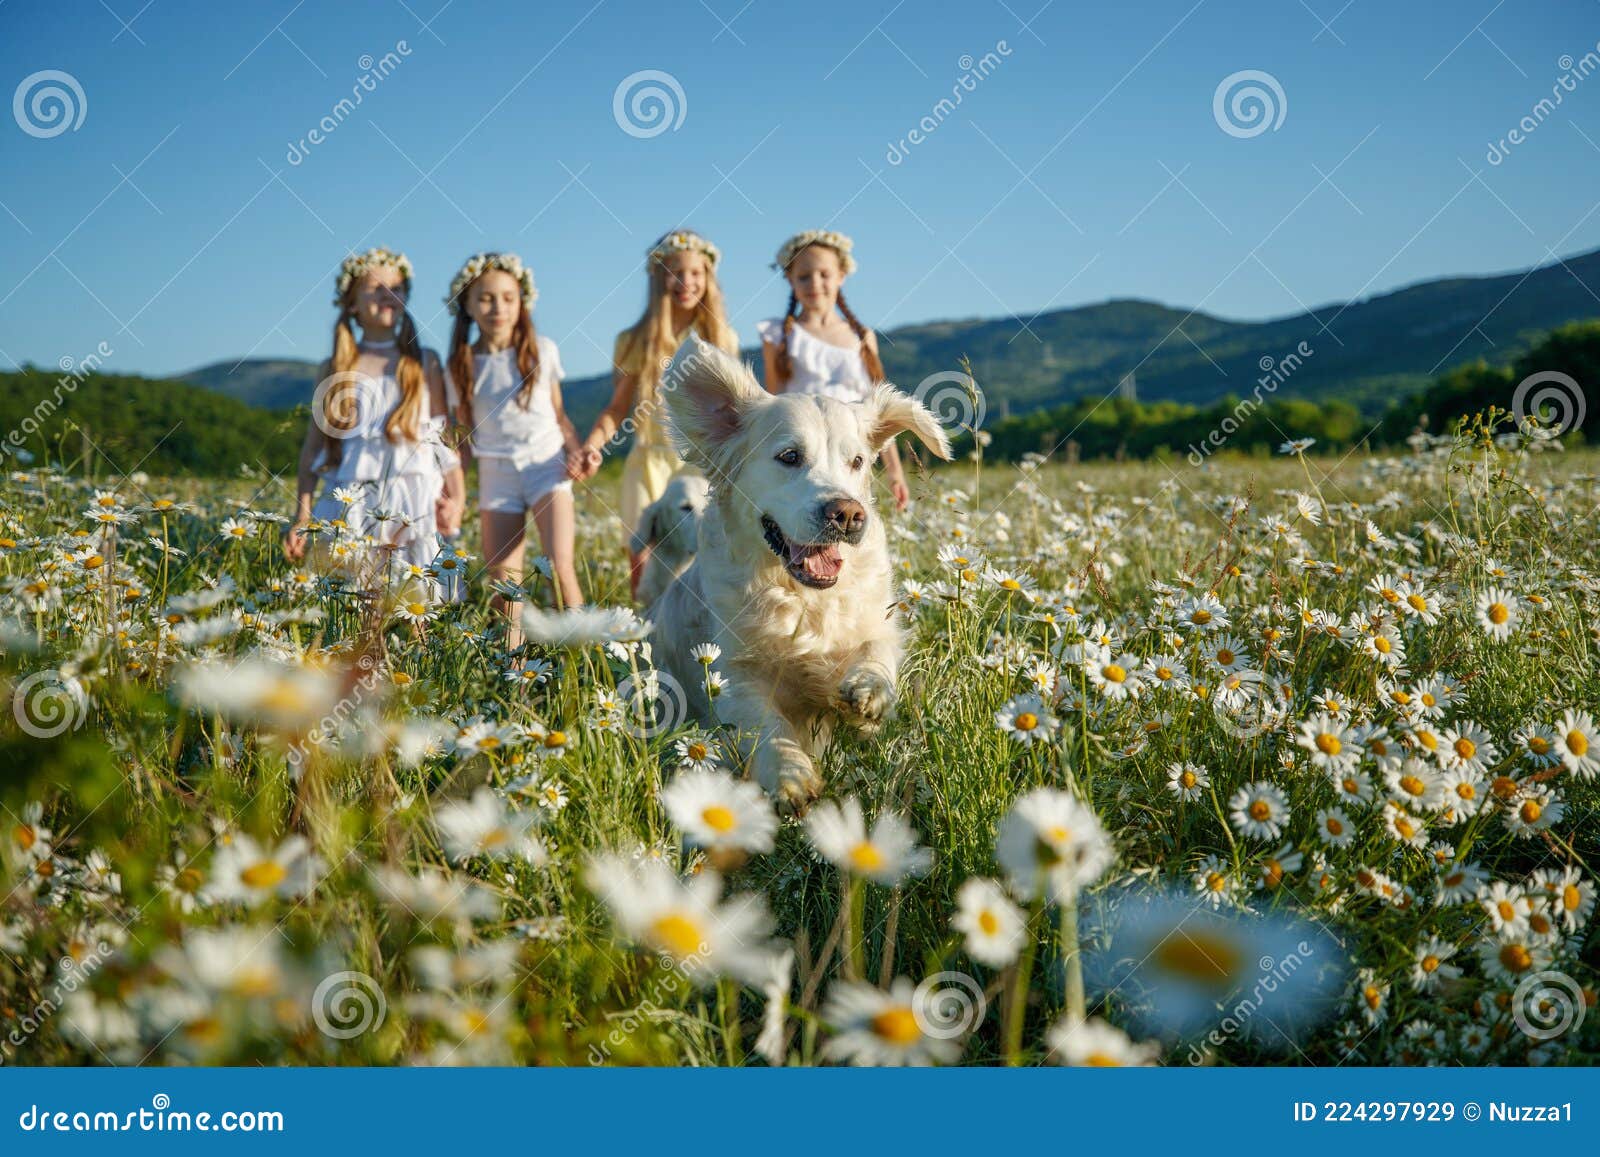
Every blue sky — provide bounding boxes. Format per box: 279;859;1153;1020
2;0;1599;381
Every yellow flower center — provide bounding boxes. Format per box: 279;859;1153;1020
978;910;1000;936
871;1007;922;1046
1421;954;1439;973
14;824;36;851
1497;900;1517;922
1215;650;1235;666
545;731;567;747
1315;733;1341;755
1374;637;1392;654
1406;594;1427;612
1014;712;1039;731
1487;603;1509;625
1455;783;1476;800
701;805;737;833
1499;943;1533;973
1325;817;1343;836
1399;775;1425;797
1454;738;1476;760
686;742;708;761
1179;771;1197;789
649;912;707;959
1528;736;1550;755
240;860;287;889
1519;800;1542;824
1191;609;1212;625
1568;730;1590;757
1363;985;1383;1010
1248;800;1271;821
1102;664;1127;684
1155;666;1173;680
1563;885;1582;912
849;843;885;873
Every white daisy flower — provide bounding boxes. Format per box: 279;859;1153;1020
806;797;931;886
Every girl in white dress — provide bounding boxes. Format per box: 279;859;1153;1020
284;247;464;589
444;252;584;644
758;229;911;510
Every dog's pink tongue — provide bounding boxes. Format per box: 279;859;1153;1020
802;544;844;580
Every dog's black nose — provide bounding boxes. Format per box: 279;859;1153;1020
822;497;867;540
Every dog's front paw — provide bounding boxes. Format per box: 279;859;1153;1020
756;748;822;818
836;667;895;727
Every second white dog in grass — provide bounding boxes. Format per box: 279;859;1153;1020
631;471;710;609
654;339;952;814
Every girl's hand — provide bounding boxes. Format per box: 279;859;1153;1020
890;477;910;512
435;494;463;537
283;520;309;561
566;445;593;481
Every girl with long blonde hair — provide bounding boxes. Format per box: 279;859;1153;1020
284;247;464;583
445;252;584;644
577;229;738;598
759;229;910;510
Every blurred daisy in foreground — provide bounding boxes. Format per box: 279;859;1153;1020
1047;1016;1160;1066
995;788;1114;904
205;834;323;906
662;768;777;860
806;797;931;886
434;788;548;866
821;978;962;1067
586;854;776;986
951;877;1027;967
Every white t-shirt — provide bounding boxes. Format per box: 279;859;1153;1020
447;336;565;466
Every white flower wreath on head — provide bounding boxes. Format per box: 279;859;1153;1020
333;247;414;306
445;252;538;317
772;229;857;275
648;229;721;269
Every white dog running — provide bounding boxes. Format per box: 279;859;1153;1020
653;339;952;814
631;470;710;609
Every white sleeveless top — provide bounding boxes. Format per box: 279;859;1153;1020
757;317;874;403
446;336;565;467
325;372;449;484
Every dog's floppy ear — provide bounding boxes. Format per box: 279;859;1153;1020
866;383;954;460
663;338;768;471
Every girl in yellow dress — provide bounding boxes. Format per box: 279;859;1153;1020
577;229;738;598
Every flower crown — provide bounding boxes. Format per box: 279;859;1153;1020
333;247;413;305
445;252;538;316
772;229;857;275
649;229;721;269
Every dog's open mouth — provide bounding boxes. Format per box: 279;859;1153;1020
761;515;844;589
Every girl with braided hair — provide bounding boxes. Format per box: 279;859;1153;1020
284;247;465;588
757;229;911;510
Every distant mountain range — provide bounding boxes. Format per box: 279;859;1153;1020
175;246;1600;431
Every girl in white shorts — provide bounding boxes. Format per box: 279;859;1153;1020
445;252;584;644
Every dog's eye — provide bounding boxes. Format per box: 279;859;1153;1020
776;447;802;466
850;455;865;471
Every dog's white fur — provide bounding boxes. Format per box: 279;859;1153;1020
653;339;952;814
631;471;710;609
